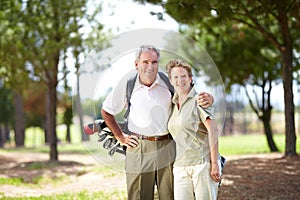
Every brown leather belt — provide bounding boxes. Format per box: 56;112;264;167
130;132;172;141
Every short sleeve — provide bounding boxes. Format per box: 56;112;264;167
102;70;136;115
197;105;214;122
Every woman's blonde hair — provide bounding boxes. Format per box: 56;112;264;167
166;59;192;78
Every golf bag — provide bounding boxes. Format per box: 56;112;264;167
83;119;126;156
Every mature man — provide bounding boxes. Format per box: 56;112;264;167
101;45;213;200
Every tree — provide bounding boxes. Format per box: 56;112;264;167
23;81;46;129
215;26;282;151
0;0;108;155
0;0;32;147
20;0;91;160
162;24;281;151
0;84;14;147
71;1;109;142
61;51;73;143
136;0;300;156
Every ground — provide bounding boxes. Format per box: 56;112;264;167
0;151;299;200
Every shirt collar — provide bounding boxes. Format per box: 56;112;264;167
136;73;168;89
172;86;196;104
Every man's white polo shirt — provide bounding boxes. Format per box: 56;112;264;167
102;72;172;136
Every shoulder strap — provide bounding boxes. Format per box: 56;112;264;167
123;73;137;119
123;71;174;119
158;71;174;96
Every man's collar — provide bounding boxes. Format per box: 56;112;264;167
136;73;167;89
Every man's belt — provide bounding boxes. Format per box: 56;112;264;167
130;132;172;141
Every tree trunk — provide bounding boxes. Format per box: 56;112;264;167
262;118;278;152
278;4;297;156
66;125;71;143
0;125;4;147
282;47;296;156
45;52;59;161
0;124;10;147
76;71;88;141
42;116;48;144
4;122;10;142
47;85;58;161
14;92;25;147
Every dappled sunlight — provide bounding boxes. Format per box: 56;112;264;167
1;151;299;199
0;152;126;198
218;153;300;199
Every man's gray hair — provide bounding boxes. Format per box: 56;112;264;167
135;45;160;61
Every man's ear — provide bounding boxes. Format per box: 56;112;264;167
135;60;138;69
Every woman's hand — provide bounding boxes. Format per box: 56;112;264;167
210;162;222;182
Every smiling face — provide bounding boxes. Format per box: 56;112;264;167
166;59;193;95
170;66;192;95
135;50;159;86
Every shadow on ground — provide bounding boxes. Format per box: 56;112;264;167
0;155;86;183
218;154;300;200
1;152;299;199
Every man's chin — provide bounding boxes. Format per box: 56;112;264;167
145;74;156;81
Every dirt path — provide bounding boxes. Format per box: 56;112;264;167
0;151;126;198
219;153;300;200
0;151;299;199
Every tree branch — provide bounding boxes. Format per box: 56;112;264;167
243;84;260;118
233;2;283;50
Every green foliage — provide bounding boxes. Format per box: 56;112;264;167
139;0;300;90
63;106;73;126
139;0;299;155
0;1;31;91
0;85;14;123
0;0;110;159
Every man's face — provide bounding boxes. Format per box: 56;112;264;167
135;50;159;86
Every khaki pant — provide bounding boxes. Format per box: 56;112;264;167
125;138;175;200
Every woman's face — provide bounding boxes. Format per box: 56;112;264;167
170;66;192;94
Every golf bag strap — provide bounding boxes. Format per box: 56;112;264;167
123;71;174;119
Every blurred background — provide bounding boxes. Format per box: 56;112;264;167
0;0;299;161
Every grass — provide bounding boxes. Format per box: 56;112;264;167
219;134;286;155
23;125;82;147
3;130;299;157
0;190;127;200
3;125;88;154
7;124;298;156
219;133;300;155
0;177;24;186
3;129;299;160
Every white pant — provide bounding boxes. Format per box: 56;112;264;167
173;161;220;200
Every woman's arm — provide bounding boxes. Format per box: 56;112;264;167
204;118;222;183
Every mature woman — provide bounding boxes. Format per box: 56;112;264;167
166;59;222;200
